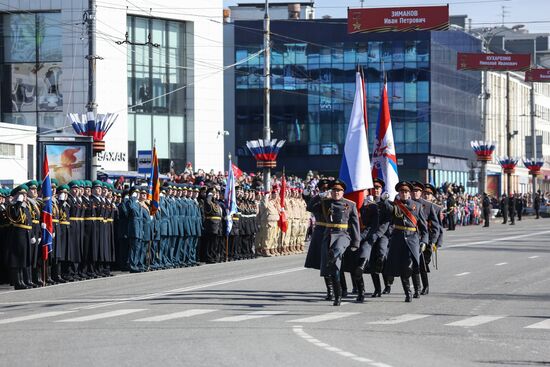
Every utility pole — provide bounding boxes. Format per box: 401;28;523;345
530;82;537;194
86;0;98;114
263;0;271;192
506;72;512;194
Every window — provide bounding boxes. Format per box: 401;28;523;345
0;143;23;158
1;12;63;131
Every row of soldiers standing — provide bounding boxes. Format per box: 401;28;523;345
305;178;443;306
0;178;311;290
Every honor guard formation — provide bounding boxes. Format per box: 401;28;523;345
0;178;311;290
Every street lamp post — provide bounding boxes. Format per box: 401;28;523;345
263;0;271;192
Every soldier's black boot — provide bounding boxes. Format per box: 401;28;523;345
332;276;342;306
11;268;29;290
383;275;393;294
324;277;334;301
355;277;365;303
351;277;358;295
420;272;429;295
340;274;348;298
401;277;412;303
412;273;421;298
33;268;45;287
52;263;67;284
24;267;38;288
371;274;382;298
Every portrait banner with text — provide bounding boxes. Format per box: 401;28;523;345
457;53;531;71
348;5;449;33
525;69;550;82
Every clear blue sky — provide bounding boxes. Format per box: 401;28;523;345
223;0;550;33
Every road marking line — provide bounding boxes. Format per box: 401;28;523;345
57;309;147;322
455;272;471;277
293;326;392;366
76;267;306;310
0;311;74;325
446;230;550;249
495;262;508;266
528;256;540;259
525;319;550;329
445;315;505;327
287;312;360;323
367;314;430;325
134;309;217;322
212;310;287;322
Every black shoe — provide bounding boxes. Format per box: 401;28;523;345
405;294;412;302
371;290;381;298
324;277;334;301
351;287;357;295
356;293;365;303
413;291;420;299
341;288;349;298
382;286;391;294
421;286;429;295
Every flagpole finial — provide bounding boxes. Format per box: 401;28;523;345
228;152;232;160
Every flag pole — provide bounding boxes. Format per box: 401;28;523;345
225;152;231;262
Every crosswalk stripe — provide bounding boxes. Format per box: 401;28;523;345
528;256;540;259
134;309;217;322
0;311;74;325
495;262;508;266
288;312;360;323
57;309;147;322
367;314;430;325
455;272;471;276
525;319;550;329
445;315;505;327
212;310;287;322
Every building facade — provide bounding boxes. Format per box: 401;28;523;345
0;0;225;185
225;18;482;189
485;71;550;194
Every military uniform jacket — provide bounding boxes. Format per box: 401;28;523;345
202;197;222;235
383;199;429;277
414;198;441;246
319;197;360;248
6;201;33;267
125;197;143;240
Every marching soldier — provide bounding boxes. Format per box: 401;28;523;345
515;193;524;221
383;181;429;302
304;179;333;300
410;181;440;298
314;179;360;306
26;181;43;286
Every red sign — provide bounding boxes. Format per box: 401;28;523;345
457;53;531;71
525;69;550;82
348;5;449;33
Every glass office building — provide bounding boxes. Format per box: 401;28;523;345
232;19;482;186
126;15;188;172
0;12;63;132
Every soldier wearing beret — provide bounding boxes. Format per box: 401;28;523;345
382;181;429;302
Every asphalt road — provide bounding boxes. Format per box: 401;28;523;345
0;218;549;367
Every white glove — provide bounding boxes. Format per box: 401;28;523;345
382;192;390;201
31;237;36;244
37;238;42;245
367;195;374;202
52;233;56;239
319;192;327;198
131;192;138;198
420;243;426;252
17;194;24;202
150;216;154;220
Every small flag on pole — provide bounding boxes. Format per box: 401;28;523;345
225;155;238;235
278;172;288;233
148;146;160;216
40;153;53;261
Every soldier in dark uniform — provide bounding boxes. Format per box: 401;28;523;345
55;185;71;282
6;185;33;289
515;193;524;221
482;193;491;227
410;181;440;298
25;180;43;286
313;179;360;306
66;181;83;281
500;194;508;224
304;179;333;300
126;186;143;272
191;186;203;265
202;187;223;263
419;183;443;295
0;189;9;285
534;190;542;219
138;186;152;271
446;191;456;231
360;178;392;300
383;181;429;302
508;192;516;225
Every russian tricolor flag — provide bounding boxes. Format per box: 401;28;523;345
371;77;399;200
339;69;373;210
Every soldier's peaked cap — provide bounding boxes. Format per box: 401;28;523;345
424;183;436;194
395;181;413;191
316;179;330;189
410;181;425;191
373;178;385;187
330;179;346;191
